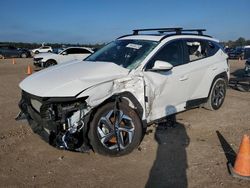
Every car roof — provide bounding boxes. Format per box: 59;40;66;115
63;47;94;52
119;34;218;43
117;27;218;42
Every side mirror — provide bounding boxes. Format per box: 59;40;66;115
151;60;173;71
62;51;67;55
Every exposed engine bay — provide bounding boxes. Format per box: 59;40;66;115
18;91;91;152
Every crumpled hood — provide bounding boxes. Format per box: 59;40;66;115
19;61;129;97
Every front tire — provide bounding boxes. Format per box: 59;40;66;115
88;102;142;156
204;78;227;110
44;59;57;67
21;53;27;58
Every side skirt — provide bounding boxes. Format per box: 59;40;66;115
185;97;207;110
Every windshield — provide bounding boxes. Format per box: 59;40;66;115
86;40;158;70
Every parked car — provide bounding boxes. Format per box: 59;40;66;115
31;46;53;54
244;46;250;59
245;58;250;76
224;47;234;54
227;48;244;59
18;28;229;156
0;44;31;58
33;47;94;68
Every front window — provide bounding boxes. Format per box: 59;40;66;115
86;40;158;70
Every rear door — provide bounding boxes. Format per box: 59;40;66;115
8;46;19;57
182;39;222;102
1;46;10;57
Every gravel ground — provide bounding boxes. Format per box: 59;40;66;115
0;58;249;188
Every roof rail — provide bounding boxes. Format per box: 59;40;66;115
132;27;206;35
181;29;206;35
132;27;183;35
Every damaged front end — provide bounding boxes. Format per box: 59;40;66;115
18;91;91;152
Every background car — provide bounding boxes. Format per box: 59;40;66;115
0;44;31;58
244;46;250;59
245;58;250;76
31;46;53;54
227;47;244;59
33;47;93;67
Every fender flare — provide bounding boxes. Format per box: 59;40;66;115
207;71;228;100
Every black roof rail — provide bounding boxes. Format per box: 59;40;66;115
117;27;208;40
181;29;206;35
132;27;183;35
132;27;206;35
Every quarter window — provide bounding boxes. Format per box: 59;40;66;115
207;41;220;56
184;39;220;62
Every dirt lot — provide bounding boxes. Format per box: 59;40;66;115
0;58;249;188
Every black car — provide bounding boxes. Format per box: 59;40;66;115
0;45;31;58
227;48;244;59
245;58;250;77
244;47;250;59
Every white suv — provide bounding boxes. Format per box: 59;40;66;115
32;46;53;54
18;28;229;156
33;47;93;68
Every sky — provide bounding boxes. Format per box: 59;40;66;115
0;0;249;44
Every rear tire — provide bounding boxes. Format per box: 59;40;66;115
35;50;39;54
88;102;142;156
204;78;227;110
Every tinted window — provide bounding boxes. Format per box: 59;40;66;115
146;40;184;69
9;46;17;50
73;48;91;54
0;46;8;49
64;48;74;54
65;48;90;54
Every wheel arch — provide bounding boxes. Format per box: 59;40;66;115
46;59;57;64
207;71;228;100
86;91;146;128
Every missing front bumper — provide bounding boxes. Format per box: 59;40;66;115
17;91;90;152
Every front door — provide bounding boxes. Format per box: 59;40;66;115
143;39;190;121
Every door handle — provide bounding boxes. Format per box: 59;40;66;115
179;76;188;81
212;66;218;71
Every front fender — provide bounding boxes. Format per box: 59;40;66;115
77;75;146;120
77;81;114;107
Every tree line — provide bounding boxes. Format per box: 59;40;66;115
0;42;106;50
1;37;250;49
221;37;250;48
